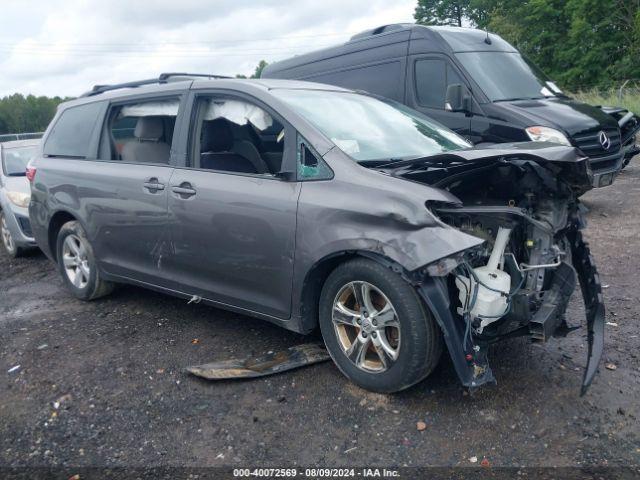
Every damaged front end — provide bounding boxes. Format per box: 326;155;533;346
381;144;605;394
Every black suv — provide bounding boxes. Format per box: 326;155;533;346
29;74;604;394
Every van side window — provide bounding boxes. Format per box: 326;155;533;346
98;98;179;164
415;60;466;110
43;102;104;158
309;61;402;101
190;96;284;175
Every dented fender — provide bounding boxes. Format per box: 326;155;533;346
290;148;484;332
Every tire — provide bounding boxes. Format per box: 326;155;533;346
55;220;114;300
319;257;442;393
0;210;22;258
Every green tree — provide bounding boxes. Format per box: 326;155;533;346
414;0;489;27
0;94;65;135
415;0;640;90
252;60;268;79
235;60;269;79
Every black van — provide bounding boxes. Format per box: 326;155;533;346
262;24;640;188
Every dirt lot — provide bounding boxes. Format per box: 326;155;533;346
1;161;639;472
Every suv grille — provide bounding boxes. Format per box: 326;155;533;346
572;127;621;158
572;127;622;174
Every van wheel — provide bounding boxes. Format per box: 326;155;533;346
1;211;22;258
319;258;442;393
56;221;114;300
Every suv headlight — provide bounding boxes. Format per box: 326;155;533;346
525;126;571;146
6;191;30;208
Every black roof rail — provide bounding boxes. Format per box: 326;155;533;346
80;72;232;97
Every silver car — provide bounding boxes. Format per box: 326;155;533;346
0;139;39;257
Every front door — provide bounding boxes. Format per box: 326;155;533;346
166;93;299;319
407;55;471;138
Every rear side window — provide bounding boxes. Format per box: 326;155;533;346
415;59;465;109
310;61;403;101
43;102;103;158
98;97;180;165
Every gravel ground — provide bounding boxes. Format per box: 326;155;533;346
1;161;639;472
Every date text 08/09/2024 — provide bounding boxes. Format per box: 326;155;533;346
233;468;400;478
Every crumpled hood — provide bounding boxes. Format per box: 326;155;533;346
490;97;619;136
382;142;593;194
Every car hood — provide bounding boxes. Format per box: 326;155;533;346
379;142;593;194
385;142;586;166
489;97;619;136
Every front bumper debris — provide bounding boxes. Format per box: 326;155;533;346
417;277;496;391
418;228;604;395
186;343;330;380
569;230;605;395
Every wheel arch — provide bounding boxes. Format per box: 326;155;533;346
297;250;415;333
47;210;78;262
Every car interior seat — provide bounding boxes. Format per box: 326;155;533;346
121;117;171;164
200;118;269;174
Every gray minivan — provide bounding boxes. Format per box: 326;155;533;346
29;74;604;394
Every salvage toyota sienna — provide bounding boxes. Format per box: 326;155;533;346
29;74;604;394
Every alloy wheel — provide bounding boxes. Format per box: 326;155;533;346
1;214;16;254
332;281;401;373
62;234;90;289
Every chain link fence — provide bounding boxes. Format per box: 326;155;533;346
0;132;44;143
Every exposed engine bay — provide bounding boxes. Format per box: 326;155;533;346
380;145;605;394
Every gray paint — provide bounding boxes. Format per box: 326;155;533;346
27;77;603;392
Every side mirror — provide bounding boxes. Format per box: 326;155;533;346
445;84;472;113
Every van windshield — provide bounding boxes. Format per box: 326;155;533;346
455;51;562;102
272;89;471;163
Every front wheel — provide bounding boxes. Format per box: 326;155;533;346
56;221;114;300
319;258;442;393
1;211;22;258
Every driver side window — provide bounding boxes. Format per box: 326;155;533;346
415;59;465;109
190;95;285;175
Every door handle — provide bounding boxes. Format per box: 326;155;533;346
143;178;165;192
171;183;196;198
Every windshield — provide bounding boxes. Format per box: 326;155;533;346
1;146;37;176
272;89;472;163
455;51;562;102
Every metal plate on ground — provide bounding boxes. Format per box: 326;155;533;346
186;343;331;380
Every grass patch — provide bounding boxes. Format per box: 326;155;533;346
573;89;640;114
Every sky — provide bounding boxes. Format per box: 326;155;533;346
0;0;416;98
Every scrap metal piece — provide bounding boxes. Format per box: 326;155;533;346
186;343;330;380
417;276;496;391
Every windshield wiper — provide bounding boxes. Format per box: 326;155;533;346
494;96;544;102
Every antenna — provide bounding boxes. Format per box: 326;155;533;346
484;28;492;45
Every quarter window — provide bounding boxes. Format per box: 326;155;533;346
297;135;333;181
43;102;104;158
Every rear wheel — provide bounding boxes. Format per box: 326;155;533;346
0;211;22;258
319;258;442;393
56;221;114;300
